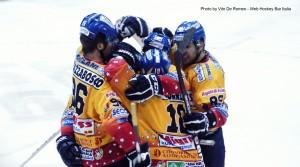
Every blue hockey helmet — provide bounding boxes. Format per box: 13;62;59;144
174;21;206;45
143;32;171;53
80;13;118;43
139;48;171;75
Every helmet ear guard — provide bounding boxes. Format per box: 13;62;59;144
97;43;105;51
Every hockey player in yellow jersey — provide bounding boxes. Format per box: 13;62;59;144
105;31;205;167
173;21;229;167
56;13;152;167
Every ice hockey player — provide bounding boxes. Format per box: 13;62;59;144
174;21;229;167
105;31;206;167
55;13;151;167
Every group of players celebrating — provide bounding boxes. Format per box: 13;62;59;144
56;13;228;167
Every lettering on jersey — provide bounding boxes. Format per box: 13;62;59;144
105;91;117;98
73;118;95;136
75;54;103;72
112;108;129;118
158;134;195;150
75;135;106;148
165;93;192;102
194;64;205;82
151;148;200;161
201;88;225;97
80;147;94;160
73;63;104;89
205;63;213;80
209;54;223;71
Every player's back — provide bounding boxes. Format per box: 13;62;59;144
64;53;132;166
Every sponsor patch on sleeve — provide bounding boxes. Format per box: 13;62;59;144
112;108;129;118
194;64;205;82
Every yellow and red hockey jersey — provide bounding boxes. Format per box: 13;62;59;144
185;52;228;130
61;52;137;166
105;57;205;167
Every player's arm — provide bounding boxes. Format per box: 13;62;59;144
99;90;151;166
125;65;190;102
191;76;228;129
56;96;82;167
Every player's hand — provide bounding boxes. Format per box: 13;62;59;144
183;112;209;138
112;42;142;71
125;74;163;103
126;143;151;167
56;135;82;167
115;16;149;39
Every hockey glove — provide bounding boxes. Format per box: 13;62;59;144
183;112;209;138
56;135;82;167
126;143;151;167
115;16;149;39
125;74;163;103
112;42;142;71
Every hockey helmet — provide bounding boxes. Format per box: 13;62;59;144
139;48;170;75
143;32;171;53
174;21;206;45
80;13;118;43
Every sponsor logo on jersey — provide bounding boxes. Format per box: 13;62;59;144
201;88;225;97
80;147;94;160
167;161;205;167
205;63;213;80
73;63;104;89
112;108;128;118
158;134;195;150
62;118;74;126
165;93;192;102
75;54;102;71
209;54;223;71
167;161;185;167
105;91;117;98
74;119;95;136
151;147;201;161
75;135;109;148
194;64;205;82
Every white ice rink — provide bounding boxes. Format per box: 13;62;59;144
0;0;299;166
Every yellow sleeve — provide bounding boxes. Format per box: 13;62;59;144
185;60;226;111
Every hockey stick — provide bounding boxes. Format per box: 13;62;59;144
173;28;210;160
20;129;60;167
132;34;215;146
130;102;142;164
